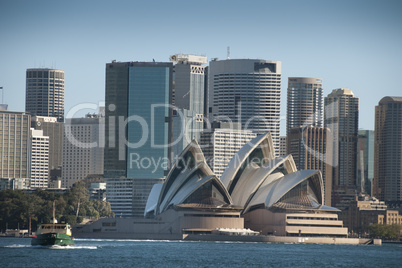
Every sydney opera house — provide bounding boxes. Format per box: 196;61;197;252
143;133;347;237
74;133;348;238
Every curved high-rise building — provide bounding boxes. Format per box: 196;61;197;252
208;59;281;154
286;77;323;137
26;68;65;122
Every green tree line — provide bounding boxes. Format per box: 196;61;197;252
0;181;114;232
368;224;401;240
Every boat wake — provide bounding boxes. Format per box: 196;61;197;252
3;244;96;249
3;244;32;248
49;245;97;250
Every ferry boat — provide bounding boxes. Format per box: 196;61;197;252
31;202;75;246
31;221;75;246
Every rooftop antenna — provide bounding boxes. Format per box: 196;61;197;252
227;46;230;60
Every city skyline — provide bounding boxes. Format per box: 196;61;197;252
1;0;401;136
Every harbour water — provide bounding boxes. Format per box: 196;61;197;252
1;237;401;267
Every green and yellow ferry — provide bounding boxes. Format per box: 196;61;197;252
31;220;75;246
31;202;74;246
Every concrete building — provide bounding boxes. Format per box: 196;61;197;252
208;59;281;155
62;113;104;188
0;109;31;189
324;88;359;208
286;77;323;142
25;68;64;122
378;210;402;225
357;130;375;195
200;122;256;179
31;116;63;174
287;126;333;206
104;61;172;217
30;128;49;188
340;195;387;236
374;97;402;202
170;54;207;158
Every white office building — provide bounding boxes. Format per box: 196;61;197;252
62;113;104;188
208;59;281;155
200;122;256;179
30;128;49;188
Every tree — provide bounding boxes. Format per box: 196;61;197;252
67;181;89;218
0;184;114;230
369;224;401;240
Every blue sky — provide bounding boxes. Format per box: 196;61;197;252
1;0;401;135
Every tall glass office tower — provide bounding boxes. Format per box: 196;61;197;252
26;69;65;122
208;59;281;154
104;61;173;217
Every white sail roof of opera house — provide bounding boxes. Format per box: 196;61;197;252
145;140;233;217
220;132;275;193
243;169;324;214
228;154;298;211
145;133;340;218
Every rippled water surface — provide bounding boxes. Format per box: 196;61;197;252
1;237;401;267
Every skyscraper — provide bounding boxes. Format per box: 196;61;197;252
208;59;281;154
104;61;172;217
0;109;31;189
324;88;359;209
324;88;359;187
26;69;65;122
374;97;402;202
286;77;323;150
170;54;207;158
30;128;49;189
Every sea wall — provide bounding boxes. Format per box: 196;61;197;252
183;234;381;245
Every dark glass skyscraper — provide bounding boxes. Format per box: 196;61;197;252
104;61;173;217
